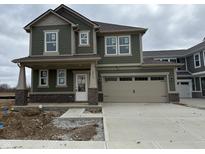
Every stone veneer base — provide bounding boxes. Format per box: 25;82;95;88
168;93;180;103
15;90;28;106
29;94;75;103
192;92;203;98
88;88;98;105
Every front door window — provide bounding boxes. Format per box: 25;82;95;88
77;75;86;92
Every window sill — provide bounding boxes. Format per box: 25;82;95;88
104;54;132;57
78;44;90;47
38;85;49;88
56;85;68;88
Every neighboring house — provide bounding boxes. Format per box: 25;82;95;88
12;4;180;105
144;41;205;98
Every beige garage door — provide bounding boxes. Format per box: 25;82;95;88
102;76;168;103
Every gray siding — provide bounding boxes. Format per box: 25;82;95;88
97;34;141;64
186;51;205;73
56;9;94;54
32;69;73;92
31;25;71;55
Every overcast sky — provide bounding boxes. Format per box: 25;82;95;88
0;4;205;87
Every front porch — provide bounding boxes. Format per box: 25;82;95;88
12;55;101;105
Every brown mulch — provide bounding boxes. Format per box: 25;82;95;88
0;108;98;141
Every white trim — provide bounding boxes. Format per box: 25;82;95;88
44;30;59;52
56;69;67;87
101;72;169;77
104;36;117;56
79;30;90;46
97;63;141;67
194;52;201;68
203;50;205;67
39;69;49;87
192;71;205;76
159;58;177;63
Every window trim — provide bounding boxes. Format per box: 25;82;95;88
44;30;59;52
118;35;131;55
56;69;67;87
105;35;131;56
105;36;117;56
194;53;201;68
39;69;49;87
79;31;90;46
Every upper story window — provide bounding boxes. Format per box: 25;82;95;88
44;30;58;52
105;36;131;56
194;53;201;68
39;70;48;87
118;36;130;54
159;58;177;63
57;69;67;86
79;31;89;46
105;37;117;55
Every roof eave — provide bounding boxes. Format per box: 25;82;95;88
24;9;76;32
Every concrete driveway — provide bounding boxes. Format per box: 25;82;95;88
103;103;205;149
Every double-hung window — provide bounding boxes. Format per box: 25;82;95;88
57;69;67;86
105;37;117;55
44;31;58;52
105;36;130;56
39;70;48;87
79;31;89;46
194;53;201;68
118;36;130;54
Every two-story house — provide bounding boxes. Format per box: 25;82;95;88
12;4;180;105
144;40;205;99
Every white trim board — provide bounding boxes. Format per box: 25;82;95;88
101;72;169;77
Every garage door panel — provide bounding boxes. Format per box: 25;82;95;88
102;76;168;103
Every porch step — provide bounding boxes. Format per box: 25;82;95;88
60;108;84;118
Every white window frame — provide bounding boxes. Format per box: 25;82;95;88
118;35;131;55
194;53;201;68
203;50;205;66
56;69;67;86
160;58;177;62
39;70;48;87
79;31;89;46
105;36;117;56
105;35;131;56
44;30;59;52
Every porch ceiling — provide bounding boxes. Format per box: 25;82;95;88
12;55;101;68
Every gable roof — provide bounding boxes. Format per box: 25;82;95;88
186;40;205;56
142;58;182;67
94;21;147;34
54;4;99;28
143;49;187;58
24;9;76;32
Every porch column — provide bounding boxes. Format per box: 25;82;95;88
15;64;28;105
88;62;98;105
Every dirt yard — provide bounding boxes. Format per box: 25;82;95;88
0;108;102;141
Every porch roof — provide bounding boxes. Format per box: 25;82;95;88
12;55;101;68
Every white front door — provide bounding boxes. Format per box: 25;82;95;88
75;74;88;101
176;80;192;98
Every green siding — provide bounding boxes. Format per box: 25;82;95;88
97;67;176;91
32;69;73;92
56;9;94;54
31;25;71;55
97;34;141;64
